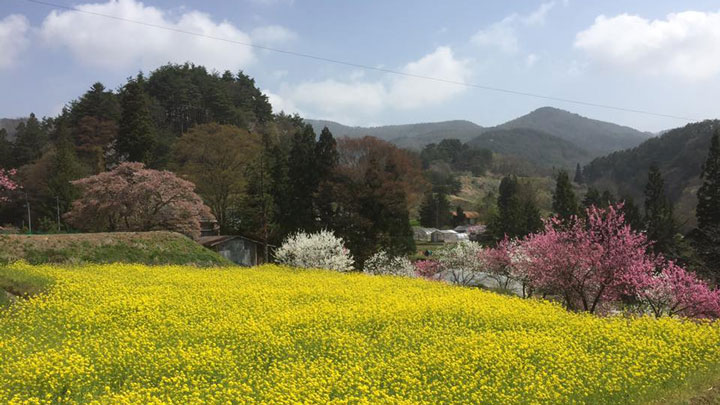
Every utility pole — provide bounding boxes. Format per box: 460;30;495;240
25;191;31;234
56;196;61;233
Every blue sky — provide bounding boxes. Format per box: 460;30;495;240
1;0;720;132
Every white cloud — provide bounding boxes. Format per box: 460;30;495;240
251;25;297;45
525;53;539;67
268;47;471;124
0;14;30;69
39;0;256;71
471;2;556;54
575;11;720;81
471;18;519;54
263;89;302;116
389;46;471;109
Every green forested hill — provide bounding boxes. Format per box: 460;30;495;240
583;120;719;227
498;107;651;155
467;127;592;169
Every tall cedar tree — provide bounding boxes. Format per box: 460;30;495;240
621;196;644;231
573;163;584;184
0;129;12;168
13;113;47;166
118;76;158;164
488;176;541;241
285;124;318;234
314;127;339;227
644;164;677;255
47;126;85;218
552;170;579;221
419;191;451;228
241;132;279;261
453;205;465;227
694;129;720;279
697;130;720;230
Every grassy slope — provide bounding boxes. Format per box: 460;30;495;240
0;232;230;305
0;231;230;266
0;263;718;403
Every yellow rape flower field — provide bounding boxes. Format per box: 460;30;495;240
1;262;719;404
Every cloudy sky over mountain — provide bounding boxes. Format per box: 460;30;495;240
1;0;720;131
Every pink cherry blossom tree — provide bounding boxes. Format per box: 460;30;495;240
64;162;213;239
635;261;720;319
522;205;656;313
0;168;18;203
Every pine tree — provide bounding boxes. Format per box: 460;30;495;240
117;76;157;164
453;205;465;227
552;170;579;221
314;127;338;227
644;164;677;255
419;191;437;228
285;124;319;233
488;175;523;240
0;128;12;168
697;130;720;230
13;113;48;166
620;195;643;231
582;187;602;209
573;163;584;184
693;129;720;280
47;127;85;219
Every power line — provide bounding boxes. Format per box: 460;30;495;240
22;0;700;122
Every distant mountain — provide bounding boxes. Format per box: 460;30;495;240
0;118;24;141
305;119;484;150
467;127;592;170
497;107;651;156
583;120;719;228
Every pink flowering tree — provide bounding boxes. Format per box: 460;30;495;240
484;238;536;298
636;262;720;319
522;205;657;313
0;168;18;203
414;260;441;280
64;162;213;239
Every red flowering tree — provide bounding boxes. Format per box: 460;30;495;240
0;168;18;203
515;204;720;318
522;205;656;313
64;162;212;239
636;262;720;319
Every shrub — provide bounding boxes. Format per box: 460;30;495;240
275;230;354;272
363;251;415;277
414;260;441;280
434;241;486;286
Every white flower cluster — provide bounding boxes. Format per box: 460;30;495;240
435;241;486;286
363;251;416;277
275;230;354;272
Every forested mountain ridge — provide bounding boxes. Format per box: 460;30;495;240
583;119;720;227
498;107;651;155
307;107;650;168
305;119;484;150
467;127;592;169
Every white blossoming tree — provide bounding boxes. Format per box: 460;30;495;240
363;251;415;277
275;230;354;272
434;241;486;286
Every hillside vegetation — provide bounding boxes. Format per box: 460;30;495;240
306;119;484;150
0;232;229;266
467;127;592;169
498;107;650;155
0;262;717;403
583;120;720;227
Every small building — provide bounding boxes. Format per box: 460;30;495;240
199;235;270;267
412;226;438;242
431;229;470;243
451;210;481;225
